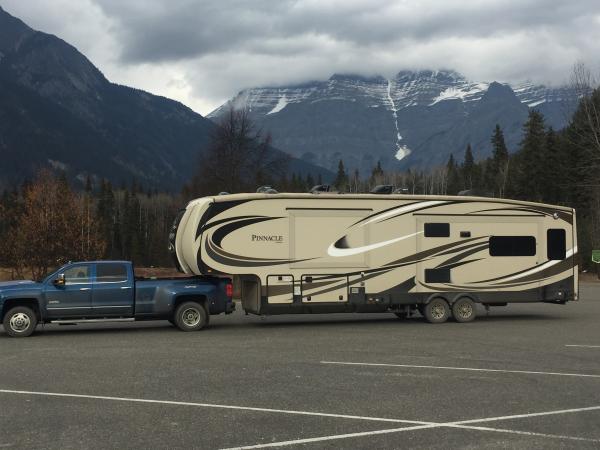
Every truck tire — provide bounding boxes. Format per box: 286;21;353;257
452;297;477;323
423;298;450;324
3;306;38;337
174;301;208;332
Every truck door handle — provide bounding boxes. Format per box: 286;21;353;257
80;288;91;291
121;286;132;290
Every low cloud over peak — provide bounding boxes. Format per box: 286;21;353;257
2;0;599;114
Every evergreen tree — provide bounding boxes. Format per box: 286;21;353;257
541;127;561;204
490;124;510;196
446;154;461;195
334;160;349;192
515;110;546;201
462;144;475;190
306;174;315;191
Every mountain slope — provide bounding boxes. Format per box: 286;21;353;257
0;6;330;191
209;70;577;173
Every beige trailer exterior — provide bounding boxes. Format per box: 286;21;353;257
171;193;577;323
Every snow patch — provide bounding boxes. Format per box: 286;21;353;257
386;79;412;161
267;95;289;115
429;83;489;105
526;99;546;107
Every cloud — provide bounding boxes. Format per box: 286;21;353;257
2;0;600;114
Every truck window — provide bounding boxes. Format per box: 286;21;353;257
96;264;128;283
489;236;536;256
547;229;566;260
63;265;92;284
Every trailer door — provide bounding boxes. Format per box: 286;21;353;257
416;217;542;291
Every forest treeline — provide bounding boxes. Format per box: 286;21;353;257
1;69;599;278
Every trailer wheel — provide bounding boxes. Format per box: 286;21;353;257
3;306;38;337
423;298;450;324
452;297;477;323
174;302;208;332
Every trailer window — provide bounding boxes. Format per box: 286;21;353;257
547;229;566;260
489;236;536;256
425;268;451;283
96;264;128;283
424;223;450;237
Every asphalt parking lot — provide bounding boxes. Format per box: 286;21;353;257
1;283;599;449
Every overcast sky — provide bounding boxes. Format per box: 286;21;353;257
3;0;600;115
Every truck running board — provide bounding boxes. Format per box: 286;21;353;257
50;318;135;325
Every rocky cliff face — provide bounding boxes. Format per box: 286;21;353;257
0;6;330;191
210;70;576;174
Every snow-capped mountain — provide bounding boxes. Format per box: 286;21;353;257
209;70;576;173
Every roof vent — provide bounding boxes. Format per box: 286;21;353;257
256;185;278;194
370;185;394;194
457;189;493;197
310;184;333;194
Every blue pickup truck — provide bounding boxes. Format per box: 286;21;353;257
0;261;234;337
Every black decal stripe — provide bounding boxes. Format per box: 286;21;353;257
350;202;420;227
212;217;281;248
384;237;481;267
195;200;251;239
435;239;488;257
197;215;262;239
436;244;489;268
378;277;417;296
495;258;574;285
205;241;310;267
380;201;462;224
436;258;484;270
473;265;540;284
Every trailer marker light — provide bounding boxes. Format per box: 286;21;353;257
226;283;233;298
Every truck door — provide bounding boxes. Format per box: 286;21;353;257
416;217;542;291
45;263;93;317
92;262;134;316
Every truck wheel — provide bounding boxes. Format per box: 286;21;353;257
423;298;450;324
3;306;38;337
174;302;208;332
452;297;477;323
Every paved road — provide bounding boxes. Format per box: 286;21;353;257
1;284;599;449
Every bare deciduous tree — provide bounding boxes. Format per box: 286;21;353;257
186;107;289;197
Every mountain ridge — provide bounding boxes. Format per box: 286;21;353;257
209;70;577;173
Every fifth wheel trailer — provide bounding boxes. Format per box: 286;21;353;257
170;193;578;323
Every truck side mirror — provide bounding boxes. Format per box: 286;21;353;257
53;273;66;286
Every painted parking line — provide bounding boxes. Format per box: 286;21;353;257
2;388;598;449
566;344;600;348
221;424;440;449
224;406;600;449
0;388;429;426
321;360;600;379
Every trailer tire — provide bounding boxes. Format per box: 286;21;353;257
452;297;477;323
3;306;38;337
174;301;208;332
423;298;450;324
